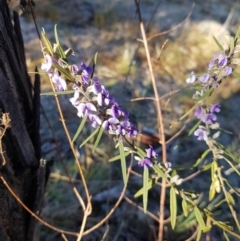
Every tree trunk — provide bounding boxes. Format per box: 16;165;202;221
0;0;41;240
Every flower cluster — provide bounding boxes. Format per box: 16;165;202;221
41;54;138;139
186;51;233;91
194;103;221;141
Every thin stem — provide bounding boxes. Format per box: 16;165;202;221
134;2;167;240
0;176;79;237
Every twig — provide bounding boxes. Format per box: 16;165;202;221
100;225;109;241
134;2;167;240
82;160;133;236
0;175;79;237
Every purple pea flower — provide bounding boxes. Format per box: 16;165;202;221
88;114;102;128
146;145;158;159
41;54;53;73
194;128;208;141
194;106;204;119
69;91;80;108
224;66;232;76
139;158;153;169
202;113;217;124
77;102;97;118
186;71;196;84
98;87;112;106
199;73;210;83
81;62;92;86
51;72;67;91
218;55;228;67
102;117;119;132
210;103;221;113
115;121;130;135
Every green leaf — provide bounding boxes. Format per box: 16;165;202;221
52;63;75;82
93;126;104;152
234;26;240;41
72;115;88;143
201;163;212;172
209;182;216;201
41;30;54;55
80;126;100;147
134;178;156;198
91;52;98;78
54;24;66;60
188;119;202;136
224;179;240;197
119;141;127;184
40;90;75;96
182;199;188;217
212;35;224;50
229;36;235;56
193;149;211;167
223;157;240;175
226;192;235;205
135;147;146;158
223;231;230;241
152;164;168;180
170;186;177;229
143;167;149;213
196;225;202;241
233;70;240;79
194;206;206;230
108;151;130;162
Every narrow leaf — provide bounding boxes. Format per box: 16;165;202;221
80;126;100;147
72;115;88;143
223;231;230;241
170;186;177;229
212;35;224;50
188;119;202;136
182;199;188;217
143;167;149;213
119;141;127;184
193;149;211;167
234;26;240;41
41;90;75;96
135;147;146;158
233;70;240;79
54;24;66;60
134;179;156;198
196;225;202;241
108;151;130;162
93;126;104;152
52;63;75;81
41;30;54;55
194;206;206;230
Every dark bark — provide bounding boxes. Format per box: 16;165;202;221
0;0;41;240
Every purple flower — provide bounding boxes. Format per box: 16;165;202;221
224;66;232;76
111;103;122;118
115;121;130;135
102;117;119;132
194;106;204;119
77;102;97;118
51;72;67;91
186;71;196;84
199;73;210;83
81;62;92;86
218;55;228;67
88;114;102;128
41;54;53;73
210;103;221;113
69;91;80;108
208;59;215;70
98;87;112;106
194;128;208;141
139;158;153;169
202;113;217;124
146;145;158;159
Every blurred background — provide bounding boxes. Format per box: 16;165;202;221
16;0;240;240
